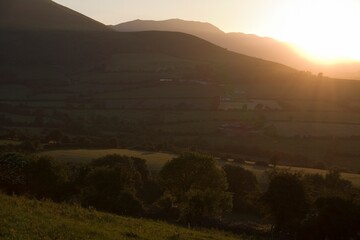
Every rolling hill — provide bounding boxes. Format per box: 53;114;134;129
113;19;360;80
0;193;249;240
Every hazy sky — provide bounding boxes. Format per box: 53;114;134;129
53;0;360;62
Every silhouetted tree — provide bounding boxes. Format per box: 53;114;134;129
159;152;232;222
80;165;144;215
46;129;63;143
223;165;258;214
262;172;308;237
300;197;360;240
19;139;41;153
28;156;66;201
0;152;28;194
79;155;150;215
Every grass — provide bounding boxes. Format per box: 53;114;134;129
0;194;256;240
42;149;175;171
0;140;21;146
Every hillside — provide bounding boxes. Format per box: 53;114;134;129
0;194;249;240
112;18;224;35
0;0;360;173
113;19;360;80
4;29;360;101
0;0;110;31
2;0;360;101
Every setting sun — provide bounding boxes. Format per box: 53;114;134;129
268;0;360;63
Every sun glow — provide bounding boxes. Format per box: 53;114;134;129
269;0;360;64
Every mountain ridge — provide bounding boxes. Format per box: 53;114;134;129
113;19;360;80
0;0;110;31
1;0;360;103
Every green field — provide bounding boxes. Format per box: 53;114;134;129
0;194;254;240
237;164;360;189
0;139;21;146
42;149;175;171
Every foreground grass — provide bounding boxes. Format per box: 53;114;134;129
0;194;256;240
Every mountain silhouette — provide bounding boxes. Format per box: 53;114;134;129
114;19;360;80
0;0;359;102
0;0;110;31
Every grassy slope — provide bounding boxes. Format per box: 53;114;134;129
0;194;254;240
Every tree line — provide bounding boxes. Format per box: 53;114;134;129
0;151;359;239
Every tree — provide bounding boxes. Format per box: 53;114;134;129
303;170;355;201
159;152;232;222
262;172;308;236
80;165;144;215
45;129;63;143
223;165;258;213
300;197;360;240
80;155;148;215
27;156;66;201
0;152;29;194
19;139;41;153
324;170;353;193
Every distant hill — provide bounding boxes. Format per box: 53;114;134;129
0;194;243;240
113;19;360;80
0;0;359;102
0;0;110;31
0;1;298;85
112;18;223;35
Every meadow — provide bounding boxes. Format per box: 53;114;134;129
0;193;254;240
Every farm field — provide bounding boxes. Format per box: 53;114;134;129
42;149;175;171
273;122;360;137
238;164;360;189
1;82;360;174
0;139;20;146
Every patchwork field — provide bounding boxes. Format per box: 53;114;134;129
42;149;175;171
273;122;360;137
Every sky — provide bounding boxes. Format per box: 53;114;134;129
53;0;360;63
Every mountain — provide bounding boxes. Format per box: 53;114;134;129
112;18;223;35
112;19;293;62
0;0;110;31
113;19;360;80
0;1;297;84
0;0;359;102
